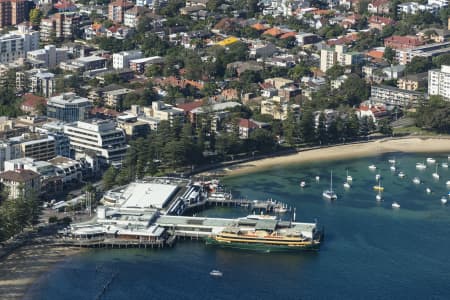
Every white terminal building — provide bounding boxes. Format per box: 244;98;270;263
64;119;128;165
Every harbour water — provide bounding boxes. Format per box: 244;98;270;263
29;152;450;299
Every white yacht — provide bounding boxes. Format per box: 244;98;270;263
392;202;401;209
413;177;421;184
388;159;396;164
426;188;431;194
447;180;450;186
343;182;351;189
300;181;306;188
323;171;337;200
441;197;448;204
315;176;320;182
416;162;426;170
368;165;377;170
390;165;396;172
375;174;381;181
441;162;448;168
426;157;436;164
398;171;405;178
346;169;352;182
210;270;223;277
376;193;382;201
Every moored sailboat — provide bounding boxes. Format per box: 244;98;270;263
323;171;337;200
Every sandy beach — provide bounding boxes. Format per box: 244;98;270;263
0;241;84;300
216;137;450;176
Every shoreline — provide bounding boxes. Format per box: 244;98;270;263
209;137;450;177
0;240;85;300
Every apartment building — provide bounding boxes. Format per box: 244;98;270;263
370;85;425;107
64;119;128;164
40;12;80;42
16;68;55;97
9;133;57;161
0;0;25;28
428;65;450;100
27;45;68;68
150;101;185;125
112;50;142;70
0;24;40;63
47;92;93;122
396;41;450;65
108;0;134;23
260;96;300;120
104;88;133;110
320;45;364;72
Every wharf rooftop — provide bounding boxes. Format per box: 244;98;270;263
61;177;319;247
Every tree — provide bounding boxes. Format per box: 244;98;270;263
29;9;43;29
383;47;396;65
288;62;312;80
338;74;369;107
299;110;316;143
102;167;117;190
326;65;344;80
432;53;450;68
378;119;393;135
405;57;432;74
315;112;328;145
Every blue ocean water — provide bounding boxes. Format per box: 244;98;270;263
29;153;450;299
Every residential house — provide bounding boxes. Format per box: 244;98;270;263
21;94;46;114
0;169;40;199
397;72;428;91
367;0;390;14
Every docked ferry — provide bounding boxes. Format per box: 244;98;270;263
205;218;322;252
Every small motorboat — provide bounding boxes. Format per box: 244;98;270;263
392;202;400;209
446;180;450;186
300;181;306;188
376;193;382;201
388;159;396;164
368;165;376;170
373;185;384;192
441;162;448;168
375;174;381;181
315;176;320;182
343;182;351;189
426;158;436;164
210;270;223;277
416;162;426;170
441;197;448;204
413;177;421;184
398;171;405;178
432;165;439;180
390;165;396;172
426;188;431;194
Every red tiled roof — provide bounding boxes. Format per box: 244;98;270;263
0;169;40;182
368;16;395;25
263;28;283;37
279;31;297;39
251;23;267;31
21;93;46;109
54;0;76;10
90;107;121;117
239;118;258;129
384;35;424;48
177;100;203;112
367;49;384;59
